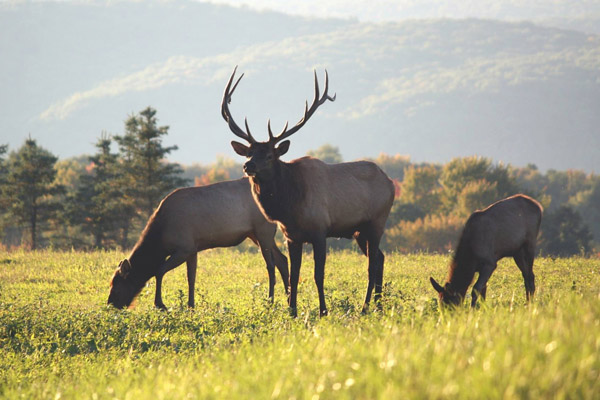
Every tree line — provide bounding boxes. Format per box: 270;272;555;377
0;107;597;256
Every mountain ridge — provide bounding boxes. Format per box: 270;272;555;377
2;1;599;172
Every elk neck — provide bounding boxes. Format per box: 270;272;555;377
249;160;303;232
126;214;169;287
446;245;476;298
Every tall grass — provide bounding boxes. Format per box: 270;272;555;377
1;249;598;399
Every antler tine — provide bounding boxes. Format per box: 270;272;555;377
267;119;274;140
221;66;256;144
271;69;336;144
244;118;256;143
323;69;337;102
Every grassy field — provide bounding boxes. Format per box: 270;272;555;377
1;249;599;399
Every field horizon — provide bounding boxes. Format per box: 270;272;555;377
1;249;599;398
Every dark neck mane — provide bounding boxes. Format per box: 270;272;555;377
446;233;476;298
249;161;303;231
126;211;167;289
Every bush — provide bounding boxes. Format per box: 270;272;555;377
384;214;464;253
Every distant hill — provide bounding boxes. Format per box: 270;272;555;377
2;1;599;172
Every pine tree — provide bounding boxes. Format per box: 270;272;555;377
68;134;132;248
4;138;63;249
113;107;189;234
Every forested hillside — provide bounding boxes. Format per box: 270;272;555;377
2;1;599;171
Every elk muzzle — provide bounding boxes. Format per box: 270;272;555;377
243;160;257;176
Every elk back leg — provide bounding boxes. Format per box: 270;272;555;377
312;235;328;317
369;234;384;311
356;230;384;313
186;253;198;308
354;232;373;314
514;245;536;301
287;240;303;318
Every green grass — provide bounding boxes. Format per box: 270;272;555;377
1;249;599;399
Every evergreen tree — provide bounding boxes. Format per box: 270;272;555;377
114;107;189;223
68;135;132;248
4;138;63;249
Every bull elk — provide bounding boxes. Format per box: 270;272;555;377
107;178;289;309
430;194;543;307
221;67;395;316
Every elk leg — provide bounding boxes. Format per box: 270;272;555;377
312;236;328;317
353;231;368;256
354;232;374;314
480;285;487;300
374;249;385;310
259;247;277;301
288;240;303;318
471;264;494;307
154;251;192;310
524;244;536;301
514;245;536;302
186;254;197;308
155;274;167;310
272;246;290;295
368;232;384;310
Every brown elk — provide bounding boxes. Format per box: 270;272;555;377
430;194;543;307
221;67;395;316
107;178;289;309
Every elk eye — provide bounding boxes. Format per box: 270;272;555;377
266;154;273;161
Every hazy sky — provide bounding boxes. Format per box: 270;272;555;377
204;0;600;22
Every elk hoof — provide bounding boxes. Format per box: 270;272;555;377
320;309;328;317
289;307;298;318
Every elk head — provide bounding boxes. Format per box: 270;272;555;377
222;67;336;180
107;259;137;309
430;277;463;306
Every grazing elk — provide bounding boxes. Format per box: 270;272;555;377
107;178;289;309
221;67;395;316
430;194;543;307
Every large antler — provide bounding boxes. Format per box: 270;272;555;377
221;66;257;144
268;70;336;144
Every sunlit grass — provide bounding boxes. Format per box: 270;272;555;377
1;249;599;399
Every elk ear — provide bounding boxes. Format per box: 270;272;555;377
118;259;132;279
231;141;250;156
275;140;290;157
430;277;444;294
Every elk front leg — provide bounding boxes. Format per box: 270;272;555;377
154;251;192;310
155;273;167;311
312;236;328;317
287;240;303;318
186;254;198;308
471;264;494;307
272;246;290;296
